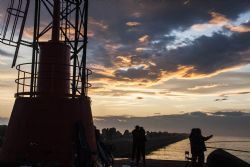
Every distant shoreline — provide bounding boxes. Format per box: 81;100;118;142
103;133;188;158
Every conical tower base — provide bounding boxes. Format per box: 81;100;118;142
0;97;97;166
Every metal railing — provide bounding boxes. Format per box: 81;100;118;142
15;63;92;98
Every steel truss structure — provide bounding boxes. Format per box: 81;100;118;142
0;0;90;98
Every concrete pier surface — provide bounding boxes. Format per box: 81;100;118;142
114;158;192;167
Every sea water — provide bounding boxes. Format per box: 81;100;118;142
146;136;250;163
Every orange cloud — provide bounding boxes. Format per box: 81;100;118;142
89;85;179;97
24;26;50;41
89;18;109;30
225;25;250;33
87;31;95;37
126;22;141;27
138;35;149;43
191;12;229;31
115;55;132;67
90;63;240;90
209;12;230;25
89;64;116;78
23;27;35;40
105;43;123;51
191;12;250;33
23;25;95;42
191;24;212;31
88;62;247;98
136;47;152;52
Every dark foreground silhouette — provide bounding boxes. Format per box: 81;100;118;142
189;128;213;167
131;126;147;165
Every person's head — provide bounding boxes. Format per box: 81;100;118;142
135;125;139;130
190;128;196;135
196;128;201;136
190;128;201;136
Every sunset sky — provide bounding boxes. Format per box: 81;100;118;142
0;0;250;135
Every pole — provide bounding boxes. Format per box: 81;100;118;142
30;0;38;96
52;0;60;42
82;0;88;96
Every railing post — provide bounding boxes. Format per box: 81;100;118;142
17;66;20;97
23;72;25;94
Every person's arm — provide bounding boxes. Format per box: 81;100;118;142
203;135;213;141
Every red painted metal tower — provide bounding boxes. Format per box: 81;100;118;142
0;0;97;166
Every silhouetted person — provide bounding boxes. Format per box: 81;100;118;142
136;126;147;166
131;125;140;162
95;126;112;166
189;128;213;167
95;126;101;141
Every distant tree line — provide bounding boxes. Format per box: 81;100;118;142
99;127;187;141
99;127;189;157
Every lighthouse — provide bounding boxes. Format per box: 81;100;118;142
0;0;97;166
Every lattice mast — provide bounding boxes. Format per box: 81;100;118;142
0;0;91;98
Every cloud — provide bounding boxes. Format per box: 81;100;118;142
23;27;35;40
188;111;208;117
183;0;191;5
0;81;15;88
188;84;225;91
114;66;159;81
135;48;152;52
86;1;250;91
109;29;250;83
215;91;250;101
226;25;250;33
221;91;250;96
215;98;228;102
152;67;250;98
209;12;230;26
89;18;109;30
203;12;250;33
0;48;12;58
94;111;250;137
126;22;141;27
157;32;250;76
138;35;149;43
211;111;248;117
190;11;250;33
89;87;174;97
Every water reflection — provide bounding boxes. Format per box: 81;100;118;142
146;136;250;163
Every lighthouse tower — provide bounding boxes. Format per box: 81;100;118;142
0;0;97;166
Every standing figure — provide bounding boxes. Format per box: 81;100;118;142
131;125;140;162
95;127;113;167
189;128;213;167
137;126;147;166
